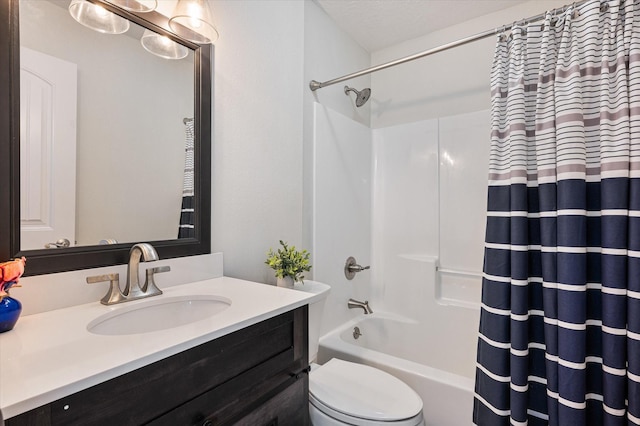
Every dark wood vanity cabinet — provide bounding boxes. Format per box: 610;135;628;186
6;306;309;426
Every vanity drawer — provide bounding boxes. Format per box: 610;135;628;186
232;374;309;426
149;355;309;425
6;306;308;426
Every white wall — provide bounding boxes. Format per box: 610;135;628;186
302;1;371;259
210;0;305;284
370;0;569;128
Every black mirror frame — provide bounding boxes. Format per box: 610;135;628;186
0;0;211;276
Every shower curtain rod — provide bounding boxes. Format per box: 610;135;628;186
308;0;590;92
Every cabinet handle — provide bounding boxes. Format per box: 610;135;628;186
290;365;311;379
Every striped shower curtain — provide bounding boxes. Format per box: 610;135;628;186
474;1;640;425
178;118;195;238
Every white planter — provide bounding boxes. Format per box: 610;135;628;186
276;276;294;289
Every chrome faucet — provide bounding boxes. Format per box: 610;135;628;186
125;243;159;298
86;243;170;305
348;298;373;314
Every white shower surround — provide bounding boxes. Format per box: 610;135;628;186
372;110;490;313
312;103;373;336
313;103;489;419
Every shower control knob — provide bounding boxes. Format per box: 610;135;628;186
344;256;370;280
349;264;370;272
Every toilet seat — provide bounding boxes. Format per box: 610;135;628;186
309;359;424;426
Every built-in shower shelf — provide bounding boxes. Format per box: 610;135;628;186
397;253;436;262
393;254;481;309
436;267;482;278
436;265;482;310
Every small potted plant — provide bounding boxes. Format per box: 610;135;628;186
265;240;311;288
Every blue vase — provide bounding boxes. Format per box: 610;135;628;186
0;296;22;333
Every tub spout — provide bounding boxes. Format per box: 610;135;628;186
348;298;373;314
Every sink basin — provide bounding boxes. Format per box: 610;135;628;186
87;295;232;336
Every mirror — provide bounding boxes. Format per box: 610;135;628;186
0;0;212;276
20;0;195;250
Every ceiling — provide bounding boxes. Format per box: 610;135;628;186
314;0;529;52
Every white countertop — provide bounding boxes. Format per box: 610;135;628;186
0;277;316;419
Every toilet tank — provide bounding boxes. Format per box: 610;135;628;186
293;280;330;362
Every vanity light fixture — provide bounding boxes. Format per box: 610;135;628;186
140;29;189;60
68;0;130;34
104;0;157;13
169;0;219;44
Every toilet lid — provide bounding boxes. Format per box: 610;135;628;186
309;358;423;421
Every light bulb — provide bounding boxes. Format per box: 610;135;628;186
169;0;218;44
141;29;189;60
68;0;130;34
94;4;108;17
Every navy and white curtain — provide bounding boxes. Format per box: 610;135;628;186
474;1;640;425
178;118;195;238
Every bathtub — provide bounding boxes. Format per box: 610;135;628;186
317;312;475;426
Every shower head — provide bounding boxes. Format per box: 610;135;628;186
344;86;371;107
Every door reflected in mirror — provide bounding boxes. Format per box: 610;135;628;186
19;0;195;251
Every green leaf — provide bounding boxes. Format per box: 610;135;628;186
265;240;312;282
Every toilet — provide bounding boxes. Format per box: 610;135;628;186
294;281;425;426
